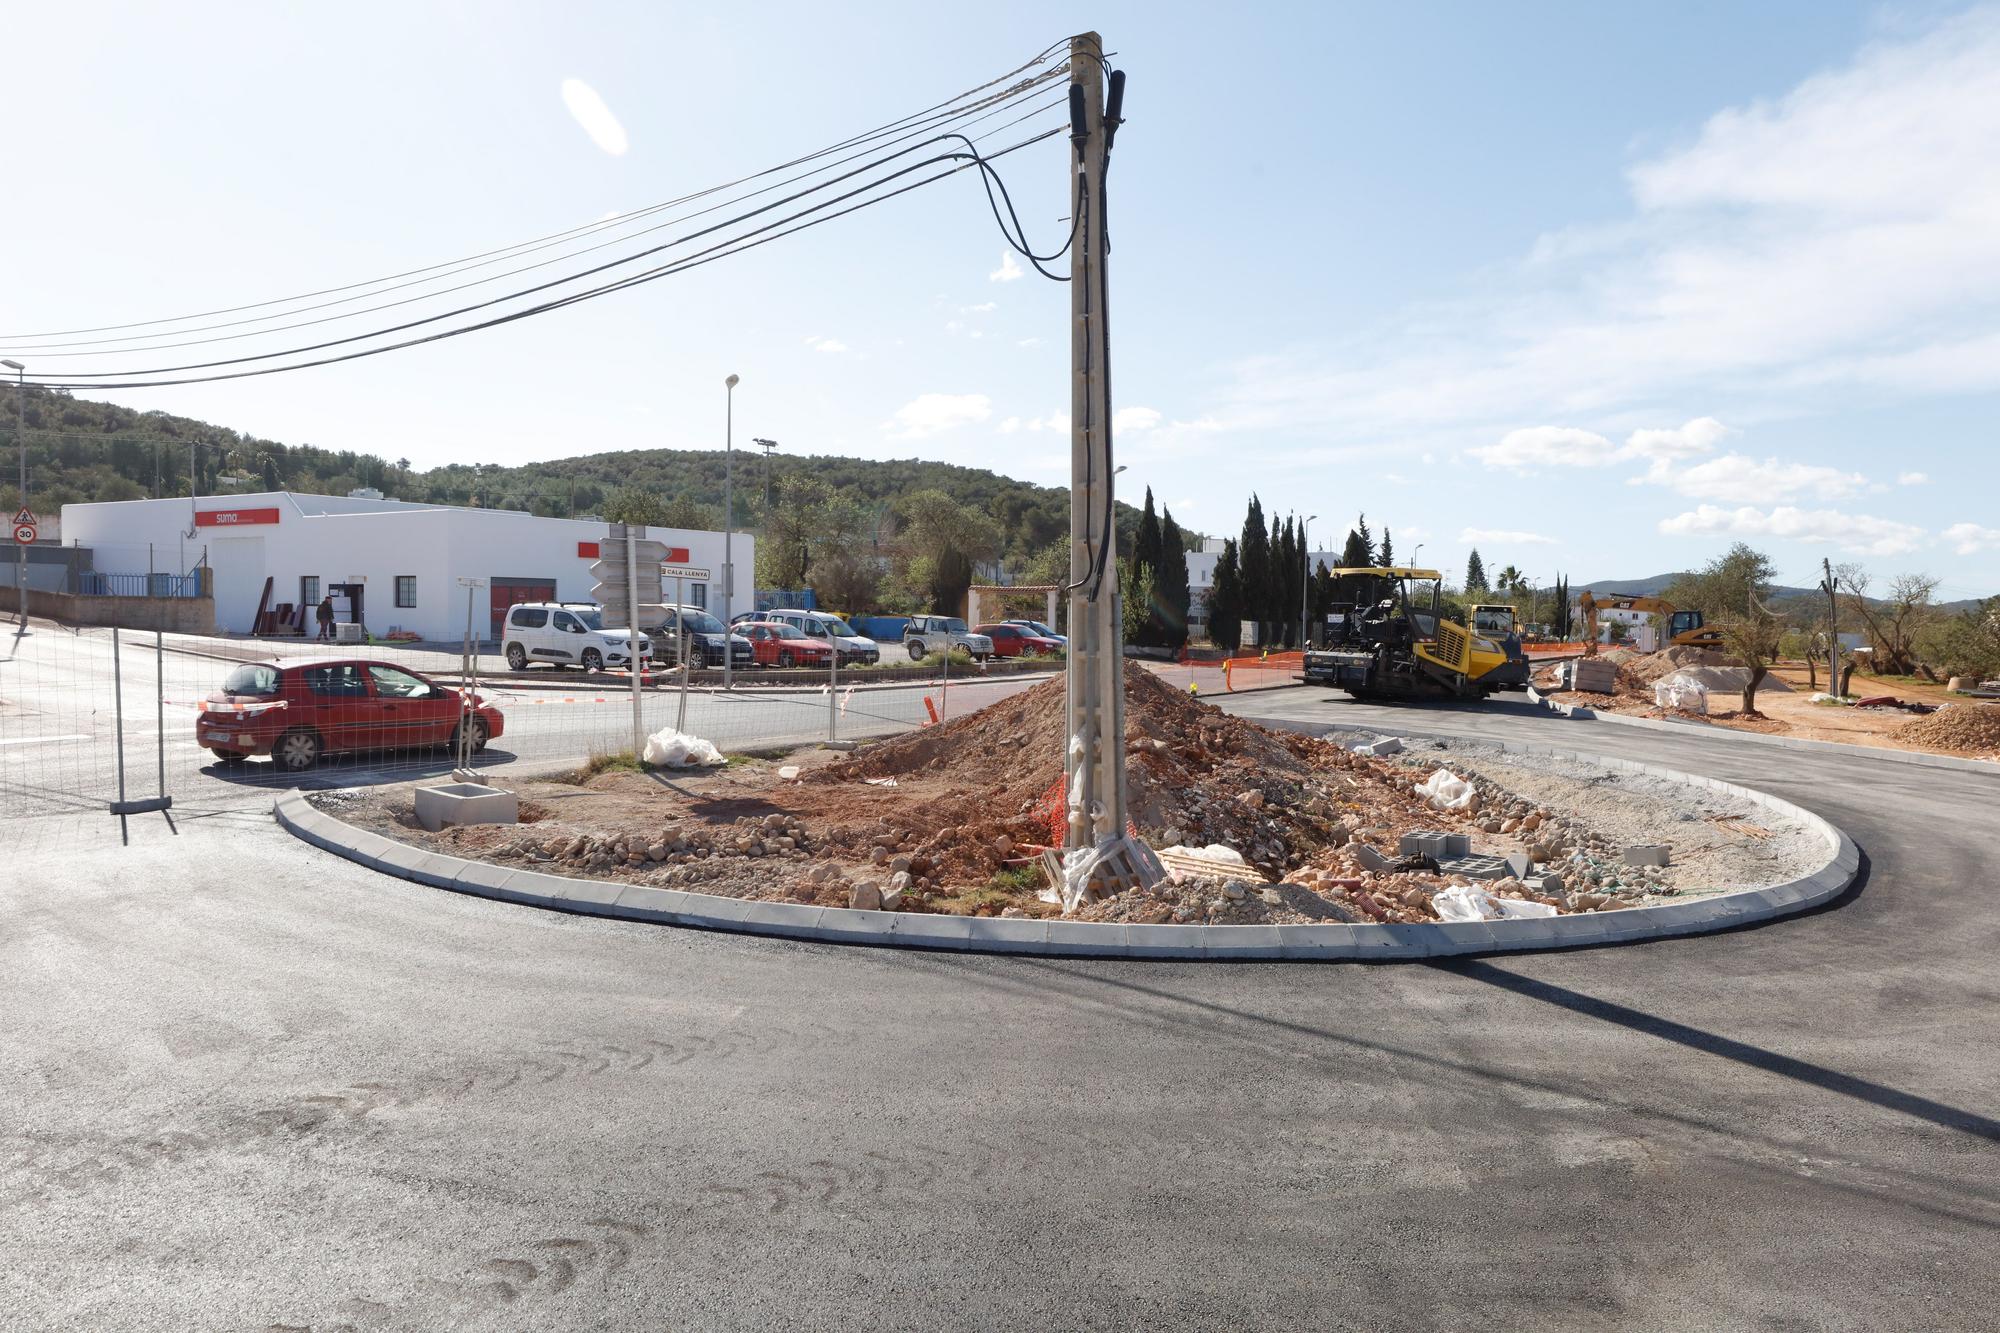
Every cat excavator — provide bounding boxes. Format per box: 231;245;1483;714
1578;591;1721;656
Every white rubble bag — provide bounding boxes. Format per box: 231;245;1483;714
1432;883;1558;922
641;725;725;768
1413;768;1478;811
1653;672;1710;715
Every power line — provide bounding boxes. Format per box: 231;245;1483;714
21;127;1065;391
7;78;1070;358
0;46;1075;344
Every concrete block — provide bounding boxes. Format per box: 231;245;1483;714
1198;924;1285;959
1352;736;1402;756
1399;831;1450;858
1277;923;1359;958
1504;852;1532;878
1442;833;1472;857
1437;853;1512;880
1354;843;1393;872
1124;923;1199;958
412;782;517;833
1622;844;1670;868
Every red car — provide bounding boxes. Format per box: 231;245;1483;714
973;623;1064;658
738;621;837;668
196;658;506;771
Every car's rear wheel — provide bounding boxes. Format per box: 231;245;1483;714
505;643;527;671
274;728;322;772
449;715;490;755
778;650;795;668
581;649;604;673
907;639;926;660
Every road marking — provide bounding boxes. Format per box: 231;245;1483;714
0;733;92;747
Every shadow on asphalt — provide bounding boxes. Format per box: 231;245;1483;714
193;747;520;793
1437;954;1999;1144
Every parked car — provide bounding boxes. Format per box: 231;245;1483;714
648;605;754;671
903;615;993;661
1004;618;1067;647
975;623;1063;657
501;602;651;673
752;608;882;664
196;658;505;771
738;620;836;668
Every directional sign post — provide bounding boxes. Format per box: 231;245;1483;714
589;524;668;628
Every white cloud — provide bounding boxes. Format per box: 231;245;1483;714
989;252;1023;283
885;393;992;439
1942;521;2000;555
1017;337;1043;348
1621;417;1728;463
1658;504;1925;556
997;416;1021;434
1460;527;1558;546
962;301;998;314
1639;453;1869;502
1469;426;1615;469
1114;406;1162;432
1898;471;1930;486
803;335;848;354
560;78;628;156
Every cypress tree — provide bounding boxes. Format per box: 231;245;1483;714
1379;527;1394;570
1239;495;1270;647
1466;549;1487;593
1210;538;1243;651
1158;508;1191;649
1135;488;1163;578
1354;511;1376;567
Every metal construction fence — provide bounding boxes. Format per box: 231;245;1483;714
0;614;1051;846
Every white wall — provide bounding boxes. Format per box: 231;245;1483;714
60;492;752;639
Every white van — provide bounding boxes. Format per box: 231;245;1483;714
502;603;652;673
750;609;880;665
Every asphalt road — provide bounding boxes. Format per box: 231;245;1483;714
3;687;1996;1330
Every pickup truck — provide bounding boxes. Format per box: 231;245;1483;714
903;615;994;661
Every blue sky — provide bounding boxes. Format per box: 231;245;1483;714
4;1;1996;597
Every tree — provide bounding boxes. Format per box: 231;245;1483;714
1664;542;1775;619
1309;559;1335;644
1238;495;1271;646
1464;549;1487;593
1495;564;1524;597
602;486;668;526
1135;488;1163;579
890;489;1002;612
757;474;836;590
1277;514;1300;647
657;493;720;531
1157;508;1191;649
1353;512;1375;568
1378;528;1394;570
1209;538;1243;650
1120;556;1157;645
260;457;279;491
1919;596;2000;681
1842;571;1941;677
1717;598;1785;716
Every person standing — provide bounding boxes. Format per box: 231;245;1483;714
315;595;335;642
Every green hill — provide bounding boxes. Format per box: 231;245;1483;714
1;383;1145;569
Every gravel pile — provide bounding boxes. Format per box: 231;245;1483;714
1893;702;2000;755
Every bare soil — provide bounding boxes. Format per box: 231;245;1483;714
321;664;1822;926
1541;651;2000;760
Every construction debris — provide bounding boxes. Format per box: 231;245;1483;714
1892;702;2000;755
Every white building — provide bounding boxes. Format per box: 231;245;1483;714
1185;538;1344;636
59;491;752;641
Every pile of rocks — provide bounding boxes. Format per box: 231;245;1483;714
494;810;816;874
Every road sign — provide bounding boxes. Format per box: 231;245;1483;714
12;507;35;527
14;523;36;545
662;565;711;581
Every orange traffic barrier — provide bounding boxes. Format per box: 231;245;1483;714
923;696;941;726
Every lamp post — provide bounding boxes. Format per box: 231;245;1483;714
723;373;739;689
1300;513;1317;649
5;359;25;632
751;437;778;512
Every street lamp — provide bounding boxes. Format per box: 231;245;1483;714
5;359;25;633
751;437;779;512
1300;513;1317;648
723;373;739;689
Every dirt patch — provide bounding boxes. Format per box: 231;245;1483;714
317;664;1825;926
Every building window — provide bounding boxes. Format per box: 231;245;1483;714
300;576;319;607
689;582;707;608
395;575;417;609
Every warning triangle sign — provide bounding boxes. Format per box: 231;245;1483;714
12;507;35;526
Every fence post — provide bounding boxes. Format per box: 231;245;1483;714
827;625;839;742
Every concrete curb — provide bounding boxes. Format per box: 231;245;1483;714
272;733;1860;959
1526;685;2000;778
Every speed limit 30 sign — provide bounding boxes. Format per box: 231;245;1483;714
13;523;35;545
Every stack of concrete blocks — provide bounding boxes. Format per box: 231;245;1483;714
1558;658;1619;694
1623;844;1670;867
1399;831;1471;859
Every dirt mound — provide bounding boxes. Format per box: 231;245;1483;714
1607;645;1735;692
1893;702;2000;754
817;660;1314;842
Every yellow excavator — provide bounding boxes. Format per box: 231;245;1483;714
1303;567;1530;700
1578;591;1721;656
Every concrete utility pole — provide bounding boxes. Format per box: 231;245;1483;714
1821;556;1840;698
722;373;738;690
1060;32;1158;908
1300;513;1317;649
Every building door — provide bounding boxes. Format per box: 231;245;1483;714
208;536;267;632
490;578;556;639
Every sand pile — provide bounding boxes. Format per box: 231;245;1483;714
1893;702;2000;754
